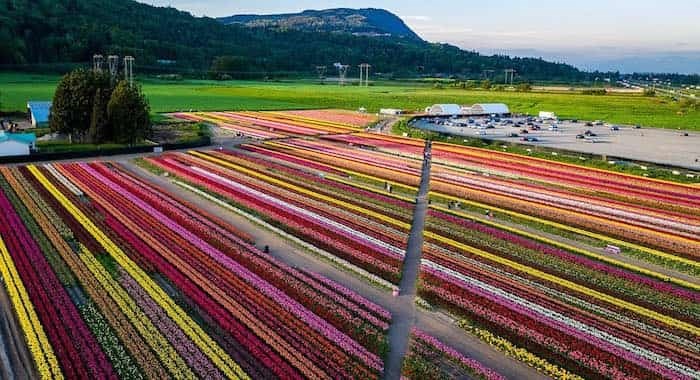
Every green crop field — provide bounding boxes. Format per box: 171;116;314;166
1;72;698;130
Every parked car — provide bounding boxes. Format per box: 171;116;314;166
584;130;597;136
610;125;620;131
509;133;519;137
634;125;642;129
520;129;529;134
576;134;586;139
521;136;539;142
585;122;594;127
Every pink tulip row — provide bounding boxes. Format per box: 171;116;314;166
277;109;378;127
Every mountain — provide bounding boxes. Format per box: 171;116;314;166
218;8;422;41
0;0;585;81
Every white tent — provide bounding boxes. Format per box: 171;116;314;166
428;104;462;116
469;103;510;115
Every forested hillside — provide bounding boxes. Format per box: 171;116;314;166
0;0;584;80
219;8;423;40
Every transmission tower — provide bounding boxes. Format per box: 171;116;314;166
504;69;516;85
335;63;350;86
315;65;327;83
482;69;494;80
358;63;371;87
124;56;135;86
108;55;119;80
93;54;104;73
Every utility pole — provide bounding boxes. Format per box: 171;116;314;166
108;55;119;81
358;63;371;87
315;65;327;83
504;69;516;85
124;56;135;86
335;63;350;86
482;69;494;80
93;54;104;73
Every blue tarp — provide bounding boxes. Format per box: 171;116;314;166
27;101;52;124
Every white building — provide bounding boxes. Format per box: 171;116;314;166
379;108;403;115
428;104;462;116
539;111;557;120
463;103;510;116
0;131;36;157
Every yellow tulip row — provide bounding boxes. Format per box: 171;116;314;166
330;169;700;291
192;152;699;336
2;166;170;379
433;206;700;292
79;247;195;378
244;111;360;132
428;232;700;336
432;191;700;273
269;142;700;283
456;320;584;380
0;237;63;379
27;165;249;380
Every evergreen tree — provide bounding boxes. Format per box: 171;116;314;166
107;81;150;145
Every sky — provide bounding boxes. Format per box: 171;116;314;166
141;0;700;73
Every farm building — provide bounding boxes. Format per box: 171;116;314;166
27;101;52;127
380;108;403;115
427;104;462;116
462;103;510;116
0;131;36;157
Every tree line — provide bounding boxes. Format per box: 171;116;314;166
50;69;150;144
1;0;585;82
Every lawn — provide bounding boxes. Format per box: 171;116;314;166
1;72;698;130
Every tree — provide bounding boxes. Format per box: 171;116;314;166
50;69;96;142
50;69;114;143
481;79;492;90
107;81;150;145
517;83;532;92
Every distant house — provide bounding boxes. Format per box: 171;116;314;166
379;108;403;115
27;101;52;127
428;104;462;116
462;103;510;116
0;131;36;157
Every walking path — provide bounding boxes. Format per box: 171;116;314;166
382;141;432;380
120;159;546;380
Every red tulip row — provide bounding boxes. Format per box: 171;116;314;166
0;177;116;379
66;163;384;377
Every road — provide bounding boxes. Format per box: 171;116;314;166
119;158;546;380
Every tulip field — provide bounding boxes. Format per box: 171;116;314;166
173;110;372;139
1;109;698;379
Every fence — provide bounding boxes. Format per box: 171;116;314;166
0;137;210;164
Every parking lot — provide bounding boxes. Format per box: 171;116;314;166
412;116;700;170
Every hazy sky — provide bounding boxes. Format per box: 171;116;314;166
141;1;700;73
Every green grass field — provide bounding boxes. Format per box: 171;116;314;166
1;72;698;130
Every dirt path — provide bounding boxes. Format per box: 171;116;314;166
0;276;37;380
119;160;546;380
382;141;431;380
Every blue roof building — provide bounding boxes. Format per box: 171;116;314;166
27;101;52;127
